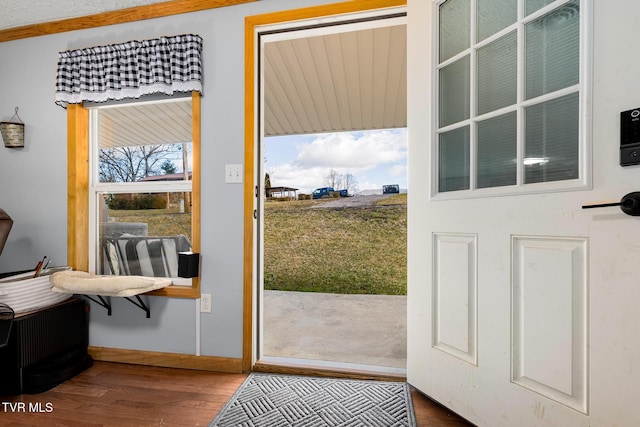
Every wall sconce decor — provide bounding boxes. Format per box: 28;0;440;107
0;108;24;148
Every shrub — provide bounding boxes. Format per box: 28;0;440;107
107;194;167;210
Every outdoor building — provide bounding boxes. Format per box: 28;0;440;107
264;186;298;200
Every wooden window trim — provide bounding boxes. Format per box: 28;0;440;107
67;92;201;299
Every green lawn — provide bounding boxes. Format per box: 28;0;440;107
263;196;407;295
108;209;192;242
109;195;408;295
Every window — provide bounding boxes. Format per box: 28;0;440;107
67;93;200;298
435;0;586;196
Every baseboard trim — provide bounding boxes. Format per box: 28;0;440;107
87;347;406;380
88;346;243;373
254;359;407;382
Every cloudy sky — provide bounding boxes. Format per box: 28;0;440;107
264;128;407;195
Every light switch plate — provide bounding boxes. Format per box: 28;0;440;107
225;164;243;183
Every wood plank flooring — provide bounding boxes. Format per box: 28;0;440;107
0;361;473;426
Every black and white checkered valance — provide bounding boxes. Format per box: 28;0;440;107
55;34;203;107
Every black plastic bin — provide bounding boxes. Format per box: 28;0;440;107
0;298;92;394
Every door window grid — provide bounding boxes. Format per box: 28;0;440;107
434;0;586;197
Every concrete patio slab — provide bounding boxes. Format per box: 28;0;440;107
262;290;407;370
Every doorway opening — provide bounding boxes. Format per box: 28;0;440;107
255;11;408;375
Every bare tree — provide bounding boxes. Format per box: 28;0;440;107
325;168;343;189
343;173;359;194
325;169;359;193
99;144;183;183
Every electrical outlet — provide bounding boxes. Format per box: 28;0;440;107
200;293;212;313
225;164;243;183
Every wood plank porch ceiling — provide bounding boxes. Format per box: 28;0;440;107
263;24;407;137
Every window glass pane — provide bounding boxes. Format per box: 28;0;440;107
525;0;555;16
477;0;517;42
477;31;517;115
524;93;579;184
98;142;192;183
439;55;471;127
97;100;192;183
525;0;580;100
98;191;193;279
477;112;517;188
440;0;470;62
439;126;470;192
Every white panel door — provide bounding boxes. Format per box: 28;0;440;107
407;0;640;426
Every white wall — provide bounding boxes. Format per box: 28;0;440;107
0;0;331;358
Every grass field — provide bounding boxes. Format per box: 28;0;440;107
264;194;407;295
108;194;407;295
108;209;192;241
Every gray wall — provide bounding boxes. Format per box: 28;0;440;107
0;0;329;358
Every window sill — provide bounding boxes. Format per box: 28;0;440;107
146;282;200;298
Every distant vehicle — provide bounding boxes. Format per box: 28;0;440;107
312;187;348;199
383;184;400;194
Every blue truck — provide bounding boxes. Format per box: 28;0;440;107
312;187;348;199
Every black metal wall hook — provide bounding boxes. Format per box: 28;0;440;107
582;192;640;216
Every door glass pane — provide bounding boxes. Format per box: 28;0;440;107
477;0;517;42
477;112;517;188
525;0;555;16
524;93;579;184
440;0;470;63
525;0;580;100
439;55;471;127
439;126;470;192
477;31;517;115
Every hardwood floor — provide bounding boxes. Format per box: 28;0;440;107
0;361;473;426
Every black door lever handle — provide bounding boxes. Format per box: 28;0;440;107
582;192;640;216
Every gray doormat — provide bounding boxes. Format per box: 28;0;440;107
210;372;416;427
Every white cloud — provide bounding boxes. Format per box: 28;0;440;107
265;129;407;194
294;129;407;170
